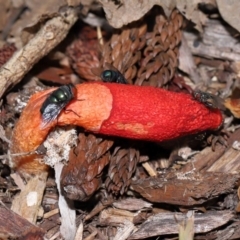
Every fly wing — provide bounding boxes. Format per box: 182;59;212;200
40;103;65;129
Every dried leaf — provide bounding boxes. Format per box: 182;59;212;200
13;0;66;44
99;0;176;28
11;0;82;45
217;0;240;33
177;0;208;32
99;0;207;33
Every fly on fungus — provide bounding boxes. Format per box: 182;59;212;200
40;83;77;128
100;68;127;84
192;90;223;109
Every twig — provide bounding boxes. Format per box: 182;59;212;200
43;208;59;218
0;150;36;160
142;162;157;177
0;6;78;97
97;26;104;46
74;221;83;240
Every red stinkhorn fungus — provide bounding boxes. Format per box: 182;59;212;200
10;82;223;175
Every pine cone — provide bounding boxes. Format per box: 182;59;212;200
0;43;17;67
61;133;113;201
66;26;100;81
105;147;140;195
67;9;183;86
136;9;183;87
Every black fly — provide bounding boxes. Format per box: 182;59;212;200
40;84;76;128
192;90;224;110
91;62;128;84
101;69;128;84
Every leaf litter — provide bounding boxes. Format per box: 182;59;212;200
0;0;240;240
